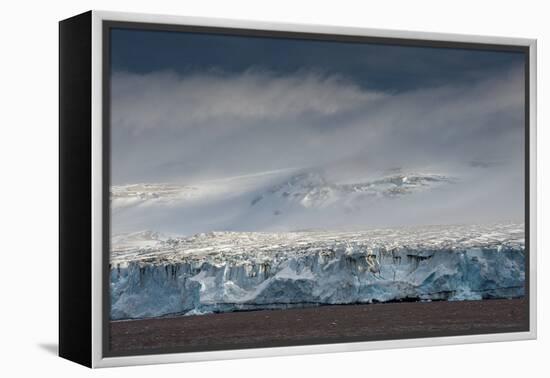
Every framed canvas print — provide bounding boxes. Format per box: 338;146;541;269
59;10;537;368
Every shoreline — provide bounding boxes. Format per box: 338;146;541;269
110;295;525;322
109;298;528;355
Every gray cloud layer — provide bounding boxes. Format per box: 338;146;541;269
111;67;524;178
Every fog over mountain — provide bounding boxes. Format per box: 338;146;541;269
109;32;525;235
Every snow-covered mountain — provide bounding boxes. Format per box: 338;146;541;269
110;169;458;234
251;171;453;209
110;222;525;320
112;170;453;208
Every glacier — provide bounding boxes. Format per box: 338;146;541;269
110;223;525;320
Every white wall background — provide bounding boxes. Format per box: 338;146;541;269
0;0;546;376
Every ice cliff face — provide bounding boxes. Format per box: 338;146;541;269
110;223;525;320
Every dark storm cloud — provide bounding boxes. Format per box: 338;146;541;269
110;28;525;92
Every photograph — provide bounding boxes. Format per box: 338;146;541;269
2;0;545;375
106;24;529;355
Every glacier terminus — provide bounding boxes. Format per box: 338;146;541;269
110;222;525;320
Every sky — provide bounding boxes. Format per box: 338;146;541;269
109;27;526;232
